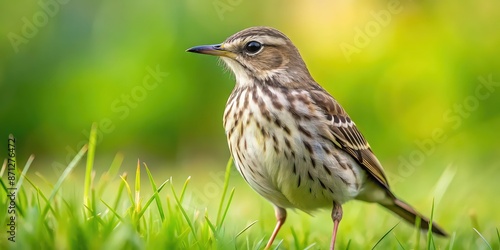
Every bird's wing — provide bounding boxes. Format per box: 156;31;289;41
309;89;390;189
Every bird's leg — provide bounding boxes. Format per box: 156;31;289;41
265;206;287;250
330;202;343;250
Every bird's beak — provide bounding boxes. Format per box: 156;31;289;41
186;44;236;58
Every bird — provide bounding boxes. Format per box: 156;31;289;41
186;26;447;249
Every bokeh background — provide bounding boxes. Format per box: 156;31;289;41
1;0;499;244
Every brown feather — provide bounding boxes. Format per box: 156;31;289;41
310;88;448;236
383;199;448;237
309;89;390;189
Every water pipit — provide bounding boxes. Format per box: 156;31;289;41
187;26;447;249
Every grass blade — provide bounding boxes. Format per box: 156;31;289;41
371;223;399;250
179;176;191;203
473;228;492;250
394;235;405;250
291;227;300;250
15;154;34;190
84;123;98;207
101;199;124;222
135;159;141;213
447;232;456;250
0;158;6;177
414;215;422;250
432;164;456;205
303;242;316;250
113;172;127;210
345;239;352;250
218;188;235;230
107;152;124;179
217;156;233;225
170;177;199;247
144;163;166;222
21;174;51;212
41;144;87;218
205;215;217;236
97;152;124;196
137;179;169;219
236;220;258;238
120;174;134;209
427;199;436;250
497;228;500;245
0;177;7;195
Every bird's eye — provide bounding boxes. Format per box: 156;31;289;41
244;41;262;54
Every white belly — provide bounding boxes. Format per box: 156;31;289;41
224;86;365;212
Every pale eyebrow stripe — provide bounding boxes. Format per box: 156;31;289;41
257;35;287;45
226;35;287;47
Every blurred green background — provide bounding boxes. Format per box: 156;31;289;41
1;0;499;193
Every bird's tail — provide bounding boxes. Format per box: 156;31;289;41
382;198;448;237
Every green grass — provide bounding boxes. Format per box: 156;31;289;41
1;126;499;249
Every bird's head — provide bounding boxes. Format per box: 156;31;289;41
187;26;314;88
